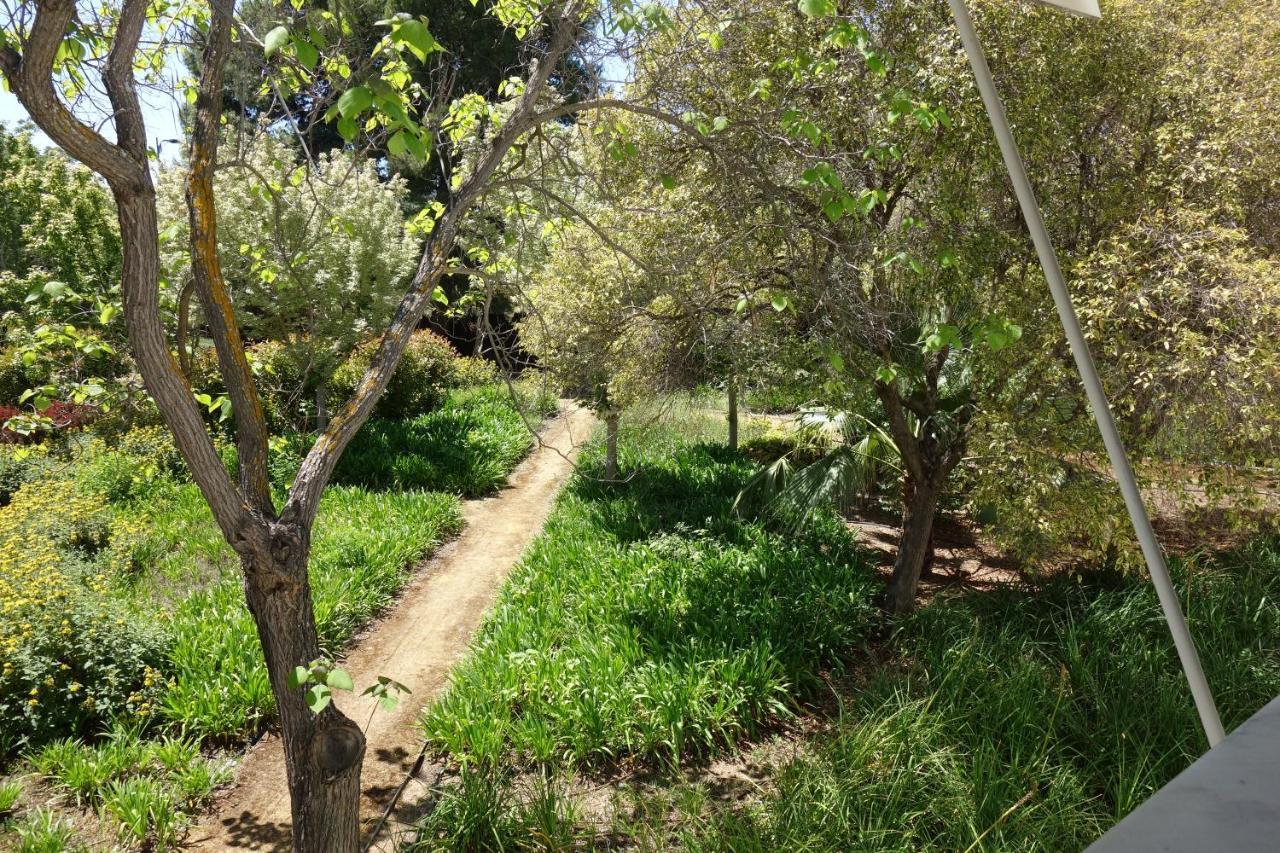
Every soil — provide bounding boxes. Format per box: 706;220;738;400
186;404;596;851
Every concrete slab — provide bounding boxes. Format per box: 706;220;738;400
1088;695;1280;852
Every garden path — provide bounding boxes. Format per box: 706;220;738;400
188;404;596;851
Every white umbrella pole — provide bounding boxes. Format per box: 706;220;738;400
946;0;1225;747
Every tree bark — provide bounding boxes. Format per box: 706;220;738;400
726;379;739;451
604;411;620;480
241;524;365;852
176;278;195;380
885;475;940;615
315;382;329;432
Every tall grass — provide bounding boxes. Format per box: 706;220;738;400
422;413;878;768
156;487;462;741
332;385;543;496
684;541;1280;851
416;407;1280;850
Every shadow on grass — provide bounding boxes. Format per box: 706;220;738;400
422;437;880;771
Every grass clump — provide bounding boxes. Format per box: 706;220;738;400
332;386;538;497
682;541;1280;851
27;727;229;850
423;414;878;768
6;808;84;853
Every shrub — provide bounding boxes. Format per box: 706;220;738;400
331;329;462;420
453;355;499;388
0;347;45;407
0;481;167;752
0;444;58;506
246;339;318;432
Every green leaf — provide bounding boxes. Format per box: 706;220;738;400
293;37;318;70
387;130;409;157
263;26;290;58
658;174;677;190
395;19;442;62
798;0;837;17
771;293;790;312
402;130;429;161
923;324;961;353
876;364;898;384
325;668;354;691
336;116;358;141
305;684;332;713
288;666;310;689
42;280;67;298
712;115;729;132
336;85;373;119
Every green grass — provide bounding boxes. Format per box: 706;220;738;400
421;412;878;769
2;381;545;851
415;406;1280;851
28;727;230;849
156;486;462;741
675;541;1280;851
331;385;543;497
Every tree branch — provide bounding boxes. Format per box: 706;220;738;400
185;0;274;511
282;2;587;529
102;0;149;163
2;0;145;189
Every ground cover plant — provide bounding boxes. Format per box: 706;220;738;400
413;409;875;841
0;381;544;849
677;540;1280;852
414;409;1280;851
330;384;553;497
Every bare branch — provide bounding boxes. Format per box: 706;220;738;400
185;0;274;511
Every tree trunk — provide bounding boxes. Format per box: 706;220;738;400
604;411;620;480
241;523;365;852
315;382;329;432
176;278;195;380
885;476;940;615
726;379;739;451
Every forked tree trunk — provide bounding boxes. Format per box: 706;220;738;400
241;524;365;851
885;475;940;615
726;379;739;451
604;411;620;479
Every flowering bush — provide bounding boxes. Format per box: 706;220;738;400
331;329;463;419
0;480;165;751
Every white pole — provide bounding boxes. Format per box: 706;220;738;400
946;0;1225;747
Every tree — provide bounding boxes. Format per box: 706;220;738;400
0;0;618;847
517;217;657;479
606;0;1280;612
156;130;418;428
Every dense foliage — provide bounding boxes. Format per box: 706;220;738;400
0;124;127;421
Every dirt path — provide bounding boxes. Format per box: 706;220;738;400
189;405;596;851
